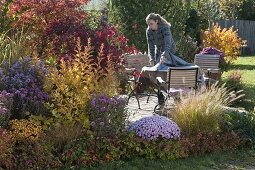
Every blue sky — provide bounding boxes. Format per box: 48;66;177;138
84;0;108;10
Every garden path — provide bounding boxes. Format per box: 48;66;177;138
125;95;176;122
126;95;157;122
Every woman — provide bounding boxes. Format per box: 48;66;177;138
136;13;191;104
146;13;190;68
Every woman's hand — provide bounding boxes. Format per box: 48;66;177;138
160;55;165;64
150;60;155;66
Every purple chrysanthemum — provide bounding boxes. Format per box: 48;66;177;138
128;115;181;140
199;47;225;58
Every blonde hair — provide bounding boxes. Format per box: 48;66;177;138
145;13;171;26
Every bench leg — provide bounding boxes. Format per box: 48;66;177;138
127;89;141;109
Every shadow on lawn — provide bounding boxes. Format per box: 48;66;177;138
232;84;255;111
228;64;255;70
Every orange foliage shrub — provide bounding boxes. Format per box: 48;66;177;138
202;24;242;63
9;119;42;141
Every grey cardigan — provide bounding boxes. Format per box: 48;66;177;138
146;23;176;63
146;24;190;67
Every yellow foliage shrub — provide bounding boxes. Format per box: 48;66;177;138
29;115;55;131
9;119;42;141
202;24;242;63
44;39;119;128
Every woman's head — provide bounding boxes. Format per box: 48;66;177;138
146;13;171;30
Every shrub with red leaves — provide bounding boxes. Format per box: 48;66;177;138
45;19;137;70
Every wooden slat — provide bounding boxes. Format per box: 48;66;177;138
194;54;220;73
167;68;198;88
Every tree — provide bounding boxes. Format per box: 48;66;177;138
219;0;244;19
6;0;90;57
191;0;220;28
237;0;255;20
108;0;191;52
185;9;201;45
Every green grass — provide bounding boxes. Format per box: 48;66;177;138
79;148;255;170
222;56;255;111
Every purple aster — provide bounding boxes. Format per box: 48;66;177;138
91;98;97;107
128;115;181;140
90;121;96;127
99;121;105;126
99;106;106;112
0;57;49;117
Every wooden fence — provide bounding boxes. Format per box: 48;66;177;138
216;20;255;55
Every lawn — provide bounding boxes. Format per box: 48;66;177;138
222;56;255;111
80;148;255;170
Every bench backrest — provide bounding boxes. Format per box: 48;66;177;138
167;66;199;89
194;54;220;74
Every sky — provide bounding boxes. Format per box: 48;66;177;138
84;0;108;10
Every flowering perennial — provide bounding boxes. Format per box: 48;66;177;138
199;47;225;58
88;95;129;137
128;115;181;140
0;57;49;117
90;95;127;113
0;90;13;127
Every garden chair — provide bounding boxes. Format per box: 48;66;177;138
194;54;221;86
123;54;157;109
154;65;199;115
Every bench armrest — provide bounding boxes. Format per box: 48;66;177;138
207;68;221;80
207;68;220;73
125;67;136;74
156;76;166;84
